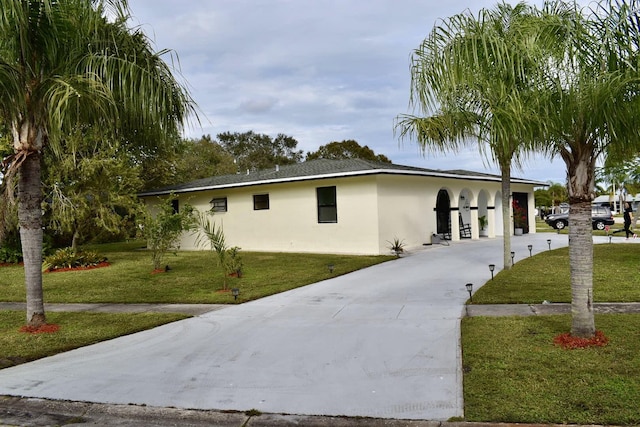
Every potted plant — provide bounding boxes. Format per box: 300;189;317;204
386;237;406;257
478;215;488;237
512;200;527;235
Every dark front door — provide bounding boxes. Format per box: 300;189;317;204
436;189;451;237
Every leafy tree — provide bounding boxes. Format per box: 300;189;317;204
396;2;540;270
0;0;195;327
142;197;195;272
218;131;303;171
527;0;640;337
173;135;236;183
42;128;142;251
306;140;392;163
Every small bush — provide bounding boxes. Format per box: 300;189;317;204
43;247;107;272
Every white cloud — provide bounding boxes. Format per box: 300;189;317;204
127;0;592;183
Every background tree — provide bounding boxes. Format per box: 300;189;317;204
0;0;195;327
396;2;541;270
532;0;640;337
173;135;236;184
218;131;303;171
306;140;392;163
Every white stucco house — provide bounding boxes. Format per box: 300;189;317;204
138;159;544;255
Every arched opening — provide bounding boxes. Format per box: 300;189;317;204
478;190;489;237
436;189;451;239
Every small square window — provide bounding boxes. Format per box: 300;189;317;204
210;197;227;213
253;194;269;210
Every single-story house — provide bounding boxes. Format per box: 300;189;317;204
138;159;545;255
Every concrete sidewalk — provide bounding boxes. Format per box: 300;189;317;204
0;232;636;425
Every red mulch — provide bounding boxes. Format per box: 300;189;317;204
19;324;61;334
45;262;110;273
553;330;609;349
0;262;23;267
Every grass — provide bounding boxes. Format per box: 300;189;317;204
0;240;394;304
0;311;188;369
462;314;640;425
0;241;392;369
463;230;640;425
471;243;640;304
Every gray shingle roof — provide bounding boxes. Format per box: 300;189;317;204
138;159;545;197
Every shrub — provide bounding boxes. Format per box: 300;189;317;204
43;247;107;272
141;197;196;271
225;246;243;277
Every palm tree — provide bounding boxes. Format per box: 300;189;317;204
532;0;640;337
396;2;540;270
0;0;196;327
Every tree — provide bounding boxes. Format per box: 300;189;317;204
173;135;236;183
218;131;303;171
42;128;142;251
0;0;195;327
306;140;392;163
396;2;541;270
531;0;640;337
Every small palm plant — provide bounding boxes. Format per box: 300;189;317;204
386;237;406;257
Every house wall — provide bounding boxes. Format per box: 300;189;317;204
156;176;382;255
142;174;539;256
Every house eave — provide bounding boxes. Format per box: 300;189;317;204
138;168;546;198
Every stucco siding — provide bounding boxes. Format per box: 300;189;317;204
166;177;381;255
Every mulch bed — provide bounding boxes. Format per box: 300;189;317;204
45;262;110;273
19;324;61;334
553;330;609;349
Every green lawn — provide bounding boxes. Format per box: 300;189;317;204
0;311;188;369
471;243;640;304
462;314;640;425
463;241;640;425
1;241;394;304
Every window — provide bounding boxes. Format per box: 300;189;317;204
171;199;179;214
253;194;269;210
210;197;227;213
317;186;337;223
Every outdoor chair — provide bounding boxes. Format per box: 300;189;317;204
459;213;472;238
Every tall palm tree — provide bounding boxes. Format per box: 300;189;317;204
532;0;640;337
396;2;540;270
0;0;196;327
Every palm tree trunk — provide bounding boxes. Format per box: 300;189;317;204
565;147;597;338
18;151;46;327
569;199;595;337
501;165;512;270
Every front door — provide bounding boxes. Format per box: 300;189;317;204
436;189;451;238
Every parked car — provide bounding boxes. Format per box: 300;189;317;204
544;206;615;230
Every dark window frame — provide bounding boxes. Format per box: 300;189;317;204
210;197;228;213
317;186;337;223
253;194;270;210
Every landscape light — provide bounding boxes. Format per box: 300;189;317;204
528;244;533;257
488;264;495;280
465;283;473;302
510;251;515;265
328;264;335;274
232;288;240;301
547;239;551;250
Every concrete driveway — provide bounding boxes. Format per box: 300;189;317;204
0;234;571;420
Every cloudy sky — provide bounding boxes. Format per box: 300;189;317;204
126;0;591;184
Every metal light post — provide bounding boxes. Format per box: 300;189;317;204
465;283;473;302
488;264;495;280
